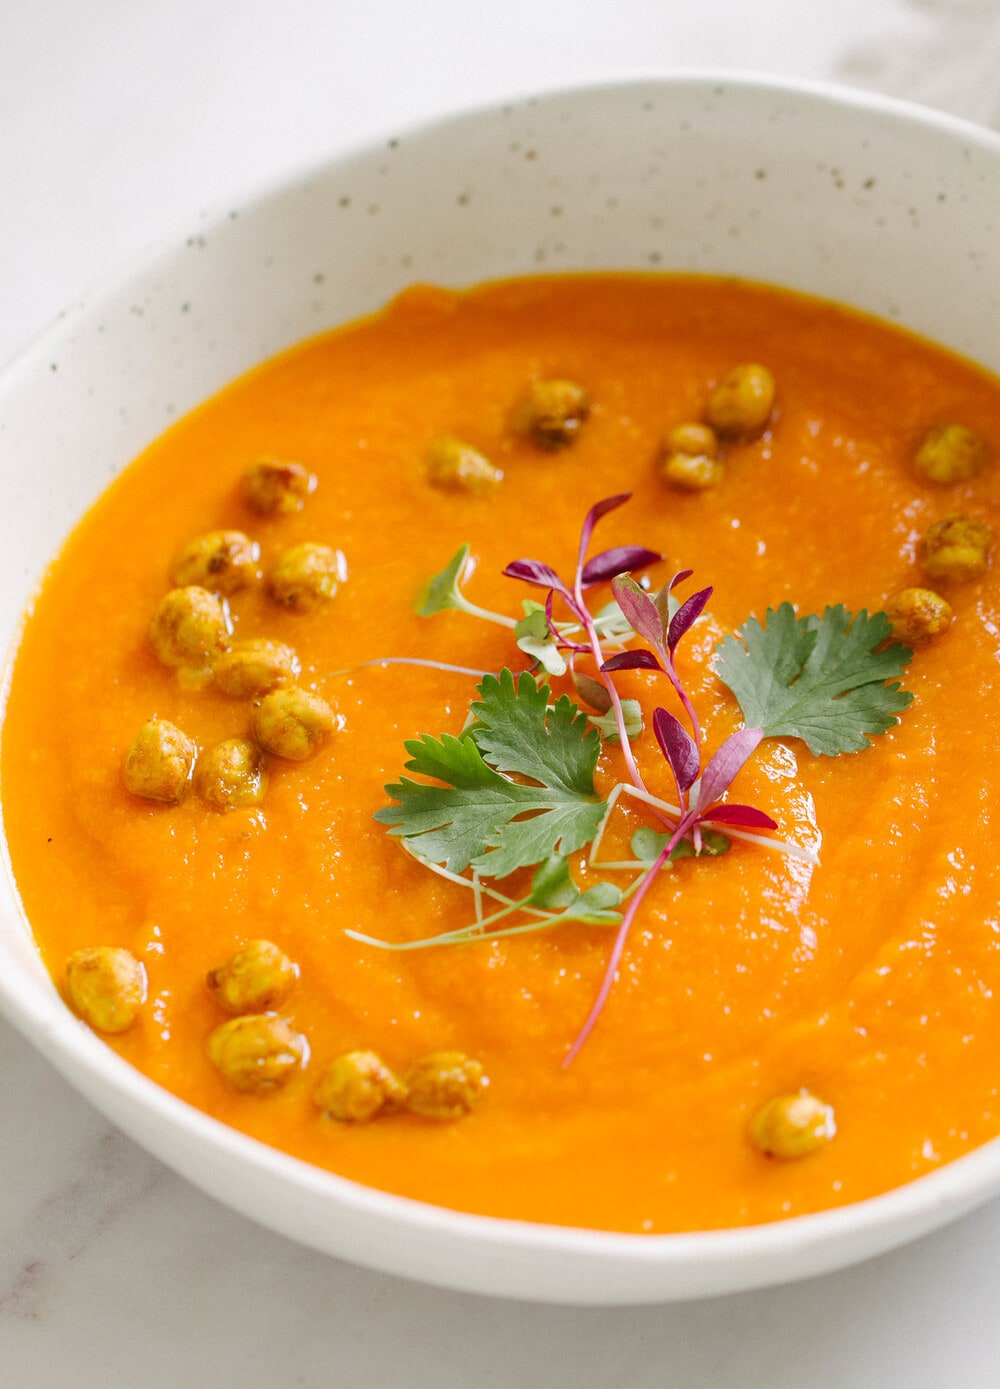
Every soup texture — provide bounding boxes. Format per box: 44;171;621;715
4;274;1000;1233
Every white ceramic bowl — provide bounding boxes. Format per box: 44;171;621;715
3;74;1000;1305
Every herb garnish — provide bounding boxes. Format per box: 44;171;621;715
358;494;914;1062
374;669;607;879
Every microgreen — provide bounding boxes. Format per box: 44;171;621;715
713;603;914;755
415;544;517;628
362;492;914;1068
345;852;623;952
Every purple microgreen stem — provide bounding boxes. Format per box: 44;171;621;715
564;817;689;1066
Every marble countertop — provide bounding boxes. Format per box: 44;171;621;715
4;2;1000;1384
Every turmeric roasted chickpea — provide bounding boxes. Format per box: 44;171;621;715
705;363;776;439
197;738;267;810
122;717;197;802
659;421;723;491
251;686;335;760
510;378;590;450
404;1050;487;1119
148;585;230;669
170;529;260;595
749;1090;836;1160
206;939;297;1014
921;512;994;583
65;947;146;1034
313;1050;408;1122
241;457;316;515
206;1014;304;1094
884;587;953;645
424;435;502;495
213;637;300;697
268;543;346;614
914;423;991;484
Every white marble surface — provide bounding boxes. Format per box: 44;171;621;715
4;1;1000;1383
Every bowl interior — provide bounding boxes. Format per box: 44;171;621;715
3;74;1000;1303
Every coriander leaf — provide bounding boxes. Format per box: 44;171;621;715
375;669;607;879
470;669;601;799
414;544;470;616
713;602;914;756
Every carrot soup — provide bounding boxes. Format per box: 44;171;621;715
3;273;1000;1233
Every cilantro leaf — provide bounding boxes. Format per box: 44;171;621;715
713;602;914;756
375;669;607;879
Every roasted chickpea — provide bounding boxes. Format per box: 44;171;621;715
170;530;260;595
251;686;335;761
914;423;991;484
659;421;723;491
268;543;346;614
65;947;146;1034
705;363;775;439
206;1014;304;1094
509;378;590;450
148;585;230;669
748;1090;836;1160
424;435;502;495
241;457;316;515
404;1050;487;1120
921;512;994;583
313;1050;408;1122
884;587;953;645
213;637;300;697
206;939;298;1014
197;738;267;810
122;717;197;802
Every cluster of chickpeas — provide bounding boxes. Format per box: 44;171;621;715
121;457;344;810
659;362;778;491
655;365;995;649
423;378;591;494
885;423;994;646
64;937;487;1123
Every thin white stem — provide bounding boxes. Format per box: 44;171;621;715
329;656;491;679
710;825;820;867
458;596;518;629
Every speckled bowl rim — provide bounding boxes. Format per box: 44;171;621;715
2;71;1000;1304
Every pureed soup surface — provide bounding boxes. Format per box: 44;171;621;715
4;274;1000;1234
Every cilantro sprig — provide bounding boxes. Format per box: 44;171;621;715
713;602;913;755
374;669;607;879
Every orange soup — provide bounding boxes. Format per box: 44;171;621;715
4;273;1000;1233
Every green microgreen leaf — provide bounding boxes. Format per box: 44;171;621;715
629;826;731;863
414;544;470;617
415;545;517;628
527;854;623;922
374;669;607;879
588;698;643;743
713;602;914;756
515;602;567;676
